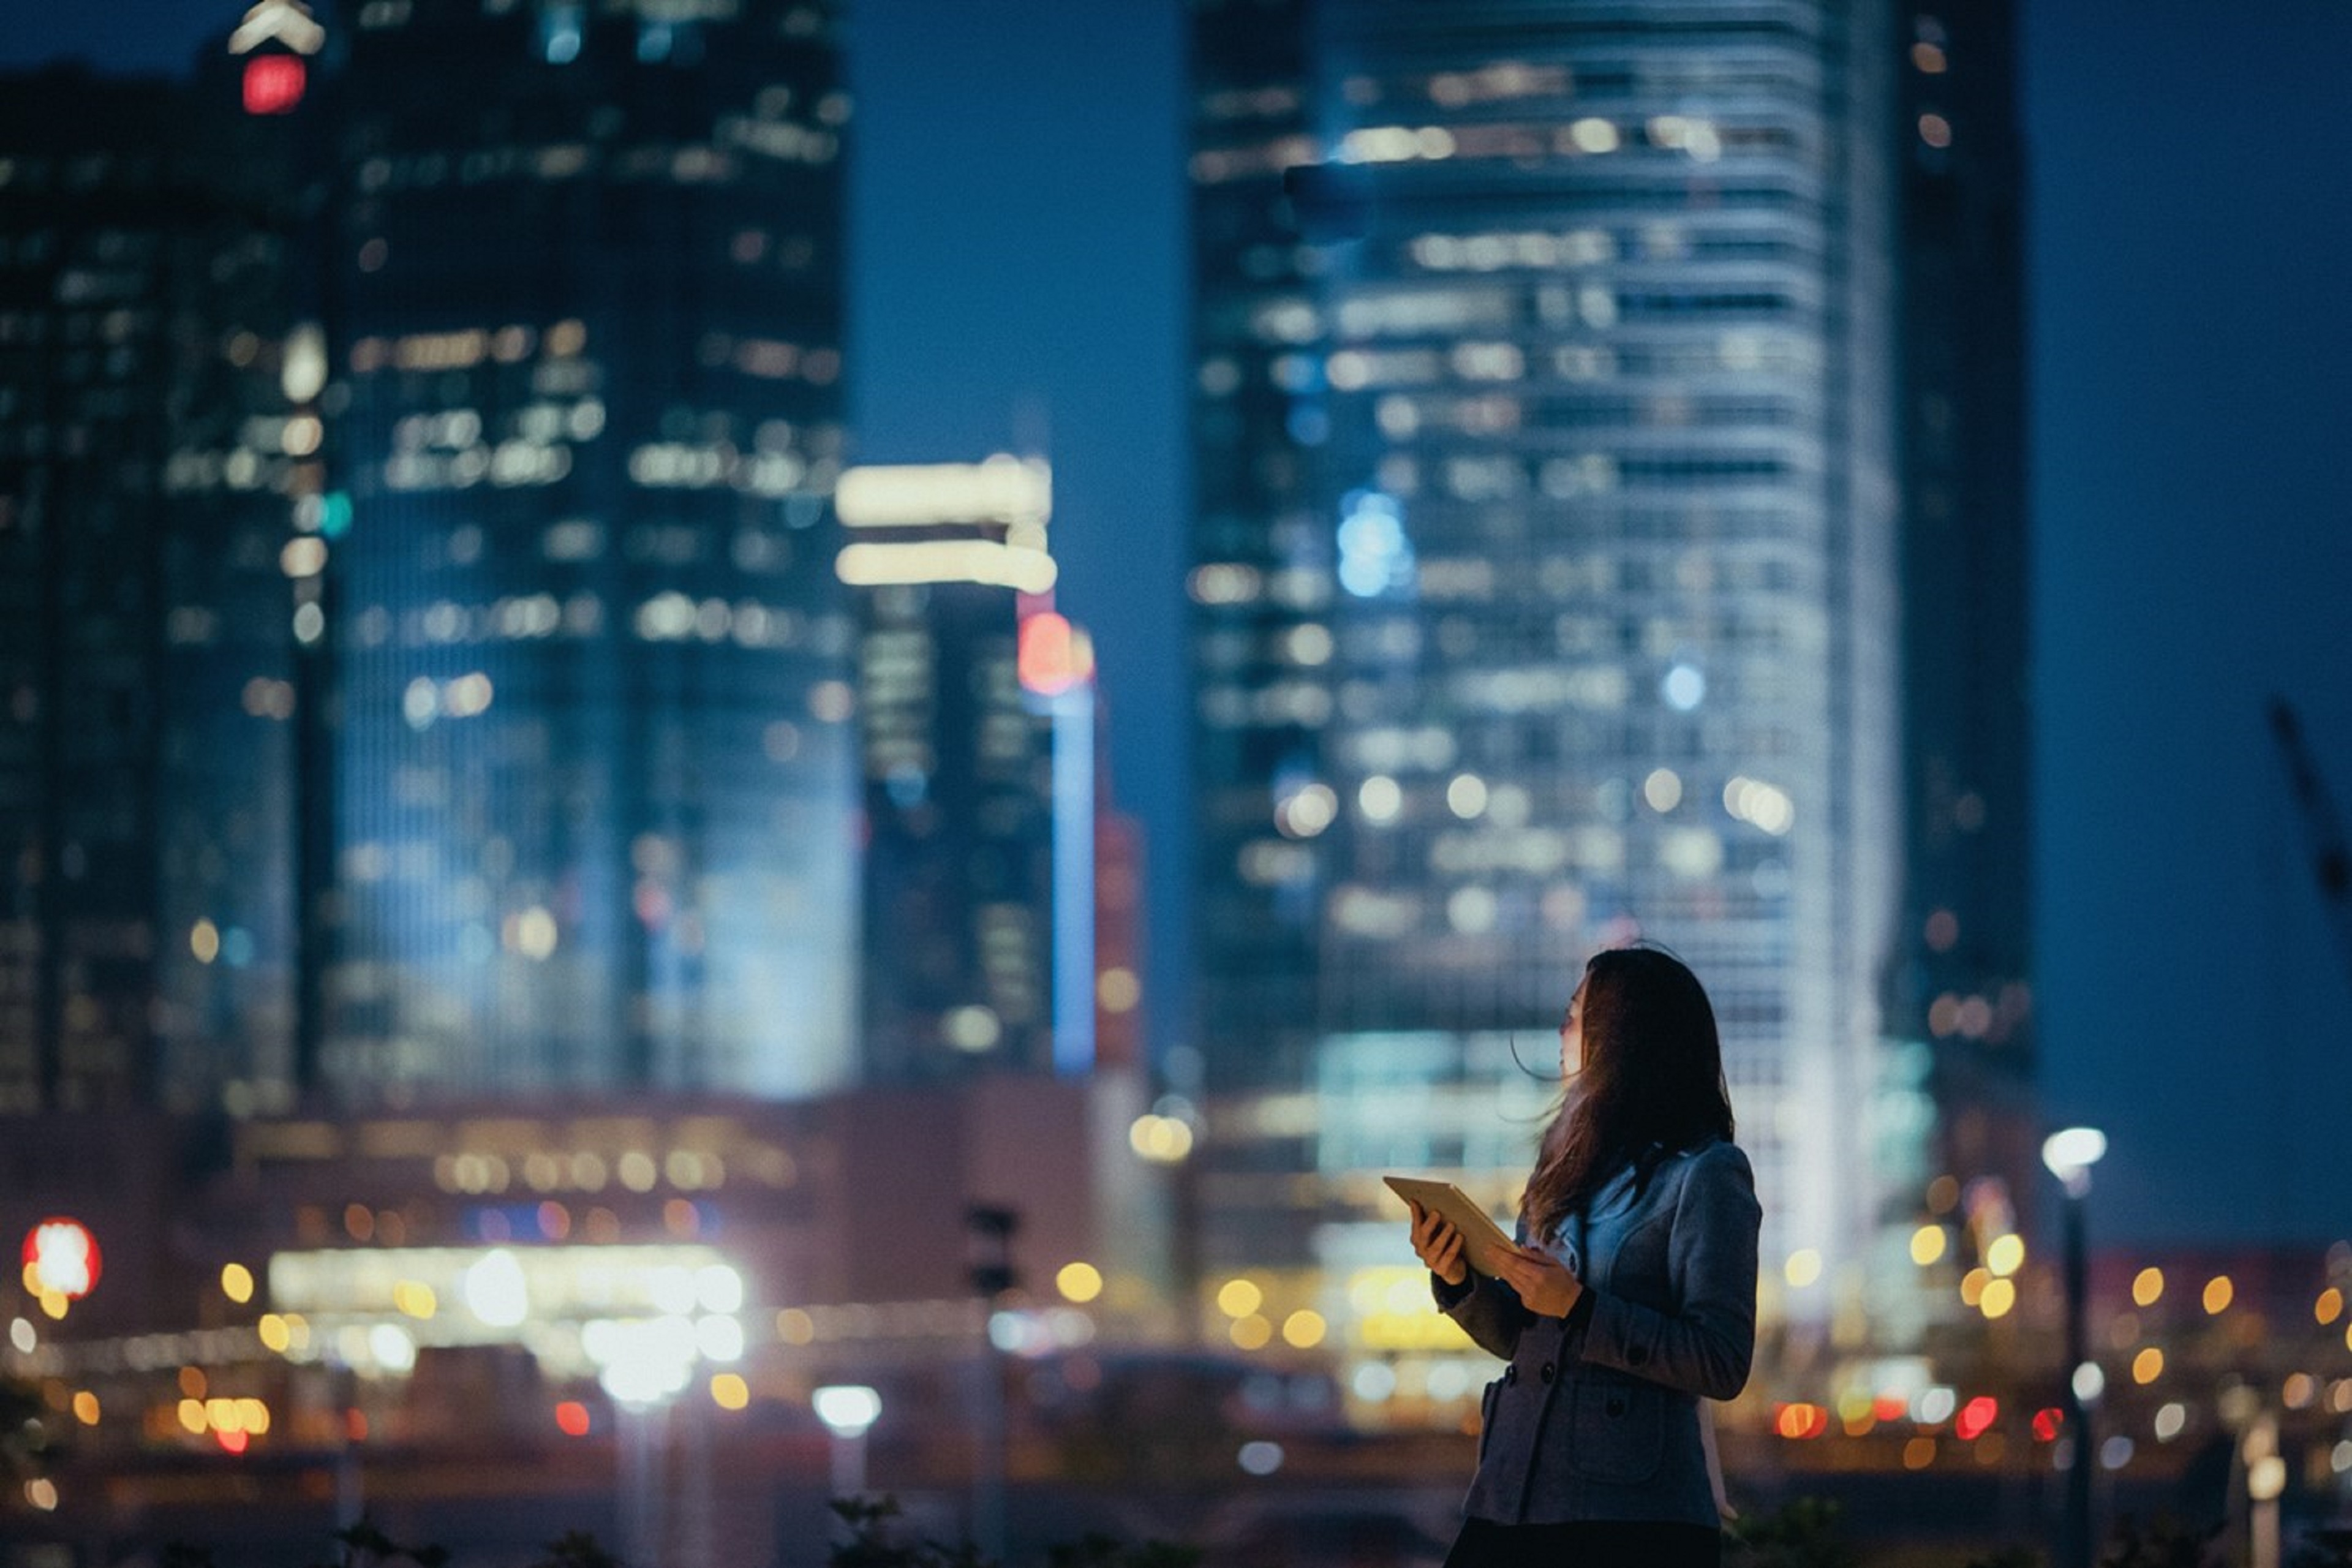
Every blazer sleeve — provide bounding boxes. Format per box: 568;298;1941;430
1430;1216;1534;1361
1572;1140;1760;1400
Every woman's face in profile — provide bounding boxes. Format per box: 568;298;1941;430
1559;982;1587;1080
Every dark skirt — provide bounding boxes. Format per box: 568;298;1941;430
1442;1517;1722;1568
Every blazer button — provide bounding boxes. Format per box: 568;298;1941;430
1627;1344;1649;1366
1504;1364;1518;1385
1607;1396;1627;1417
1540;1362;1555;1384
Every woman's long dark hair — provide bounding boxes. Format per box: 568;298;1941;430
1520;945;1735;1240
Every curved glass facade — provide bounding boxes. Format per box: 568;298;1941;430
1189;0;1902;1302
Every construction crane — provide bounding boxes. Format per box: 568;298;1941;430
2266;697;2352;996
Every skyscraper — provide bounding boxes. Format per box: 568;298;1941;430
0;56;317;1114
318;0;857;1101
1890;0;2034;1226
837;458;1059;1082
0;73;189;1112
1186;0;1903;1314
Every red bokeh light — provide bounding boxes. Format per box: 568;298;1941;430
1956;1395;1999;1441
2032;1406;2065;1442
216;1428;250;1455
556;1400;592;1437
1017;611;1092;696
21;1218;101;1299
243;55;306;115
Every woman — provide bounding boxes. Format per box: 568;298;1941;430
1406;946;1760;1568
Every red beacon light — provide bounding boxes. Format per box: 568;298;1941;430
242;55;306;115
1017;611;1093;698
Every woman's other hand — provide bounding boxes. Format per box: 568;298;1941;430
1490;1243;1584;1318
1408;1200;1468;1286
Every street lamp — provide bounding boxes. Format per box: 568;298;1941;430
600;1320;696;1568
2043;1126;2106;1568
813;1384;883;1499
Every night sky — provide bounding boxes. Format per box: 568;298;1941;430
12;1;2350;1248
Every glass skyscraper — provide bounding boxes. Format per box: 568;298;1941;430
1186;0;1904;1314
318;0;858;1101
0;59;317;1114
1891;0;2034;1239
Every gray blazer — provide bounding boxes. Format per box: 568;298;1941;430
1434;1136;1760;1528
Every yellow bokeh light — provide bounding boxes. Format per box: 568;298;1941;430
1959;1267;1989;1307
220;1262;255;1304
1095;967;1140;1015
71;1391;99;1426
190;919;221;964
2133;1348;2164;1384
258;1314;292;1354
1784;1250;1823;1289
2132;1267;2164;1307
2317;1287;2343;1326
1980;1278;2018;1320
1217;1278;1264;1319
1904;1437;1937;1471
1229;1314;1273;1351
393;1281;438;1320
1910;1226;1947;1266
238;1398;270;1435
1057;1262;1104;1304
177;1399;206;1435
710;1373;750;1411
1282;1310;1327;1349
2203;1276;2233;1314
1985;1234;2026;1278
38;1291;67;1320
1128;1114;1194;1163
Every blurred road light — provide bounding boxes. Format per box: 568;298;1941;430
812;1384;881;1439
464;1250;530;1327
23;1219;101;1299
2040;1128;2106;1194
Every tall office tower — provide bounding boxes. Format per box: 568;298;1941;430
1187;1;1902;1318
837;459;1059;1082
0;34;329;1117
320;0;856;1100
152;5;337;1116
0;74;189;1111
1890;2;2033;1227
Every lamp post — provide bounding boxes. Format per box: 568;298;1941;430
598;1321;696;1568
2043;1126;2106;1568
814;1384;883;1501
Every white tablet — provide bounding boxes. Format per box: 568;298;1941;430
1384;1175;1521;1278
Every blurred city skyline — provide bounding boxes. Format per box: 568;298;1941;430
6;0;2351;1248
